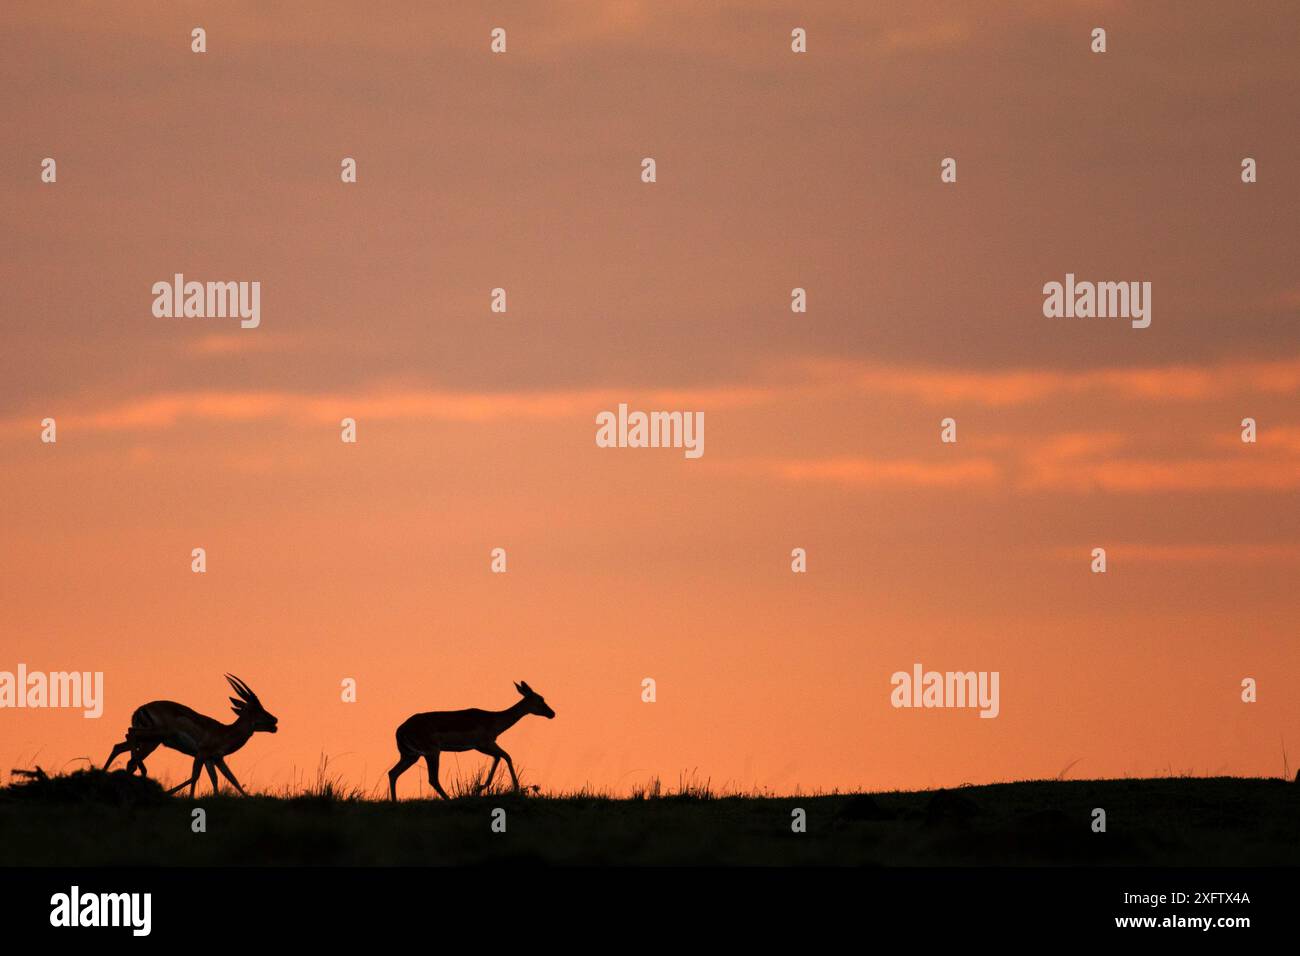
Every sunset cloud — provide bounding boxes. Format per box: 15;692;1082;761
724;456;1002;488
728;440;1300;495
801;356;1300;408
183;333;296;357
1;383;777;437
1019;456;1300;493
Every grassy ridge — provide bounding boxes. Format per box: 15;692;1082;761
0;770;1295;865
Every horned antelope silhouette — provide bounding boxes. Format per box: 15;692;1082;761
104;674;278;797
389;680;555;800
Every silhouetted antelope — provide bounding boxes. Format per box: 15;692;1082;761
389;680;555;800
104;674;278;797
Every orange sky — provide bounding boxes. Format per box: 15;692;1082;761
1;1;1298;796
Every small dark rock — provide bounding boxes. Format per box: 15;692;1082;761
3;768;168;807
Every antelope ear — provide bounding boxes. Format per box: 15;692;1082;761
229;697;245;712
519;681;534;695
514;681;524;694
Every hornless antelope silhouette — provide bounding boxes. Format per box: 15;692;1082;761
104;674;278;797
389;680;555;800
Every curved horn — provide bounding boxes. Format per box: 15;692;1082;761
225;674;259;704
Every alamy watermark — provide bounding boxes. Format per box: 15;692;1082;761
890;663;1000;718
1043;273;1151;329
50;886;150;936
595;403;704;459
151;273;261;329
0;664;103;718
